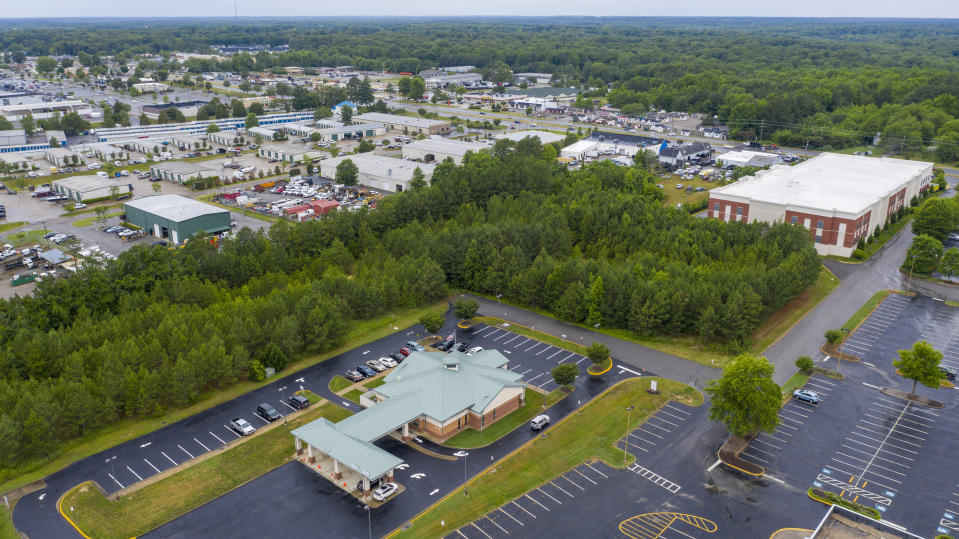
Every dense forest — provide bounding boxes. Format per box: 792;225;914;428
3;18;959;157
0;137;820;472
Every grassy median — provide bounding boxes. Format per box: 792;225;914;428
62;402;351;539
390;377;702;538
328;375;353;393
445;388;566;448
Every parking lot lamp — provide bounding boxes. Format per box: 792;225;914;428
105;455;118;500
364;504;371;539
837;327;850;373
464;453;468;497
624;406;634;462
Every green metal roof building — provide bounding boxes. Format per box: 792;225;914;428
123;194;230;245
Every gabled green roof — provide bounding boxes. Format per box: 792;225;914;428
291;418;403;480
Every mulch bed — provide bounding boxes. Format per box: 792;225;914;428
718;432;765;475
820;343;860;362
880;386;944;409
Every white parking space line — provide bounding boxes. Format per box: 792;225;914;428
484;329;503;339
499;507;523;526
575;357;587;365
503;335;522;345
513;338;530;348
550;481;575;498
635;427;664;439
643;422;672;434
475;326;496;336
126;465;143;481
776;421;799;430
536;487;562;504
194;437;211;452
664;403;692;415
829;458;902;485
144;459;161;474
109;474;125;489
536;379;555;388
526;372;546;383
485;515;509;534
508;363;523;371
757;433;787;445
853;426;921;448
573;468;598;485
471;522;493;539
561;475;586;491
178;444;195;459
512;500;535;518
536;346;554;356
841;445;912;469
455;529;468;538
546;350;563;360
162;451;177;466
253;414;271;425
780;407;809;419
518;369;532;375
741;452;768;464
281;401;297;412
524;342;541;352
525;493;549;511
492;332;511;342
655;409;687;422
846;434;918;456
224;425;241;438
778;415;803;425
748;445;777;458
585;463;609;478
559;352;576;363
752;438;782;451
650;416;680;428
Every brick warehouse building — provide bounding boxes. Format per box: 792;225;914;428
707;153;933;256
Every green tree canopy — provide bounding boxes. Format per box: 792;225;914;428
419;311;446;334
894;340;945;396
551;363;579;387
245;112;259;129
453;298;479;321
912;197;957;241
206;122;220;133
586;342;610;365
334;158;358;186
905;234;944;274
705;353;781;437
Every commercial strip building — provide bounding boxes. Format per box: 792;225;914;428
319;154;435;192
559;132;665;162
718;150;781;168
354;112;451;136
246;126;277;140
513;72;553;84
707;153;934;256
124;194;230;244
52;175;132;202
132;82;169;93
423;72;482;90
43;147;85;167
0;99;91;121
83;143;129;162
291;350;524;498
170;135;207;151
280;122;386;143
207;131;247;147
149;161;220;184
93;112;314;142
401;138;487;164
257;143;324;164
0;130;26;147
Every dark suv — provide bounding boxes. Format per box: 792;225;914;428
288;395;310;410
256;403;281;422
940;366;957;381
436;340;455;352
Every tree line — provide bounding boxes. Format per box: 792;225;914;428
0;135;820;476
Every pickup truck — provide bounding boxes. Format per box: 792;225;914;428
4;259;23;271
230;417;255;436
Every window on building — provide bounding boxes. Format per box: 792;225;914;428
713;203;720;212
815;235;822;243
736;207;743;216
790;216;798;225
817;220;824;229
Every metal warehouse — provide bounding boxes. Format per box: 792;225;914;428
52;175;132;202
401;138;487;164
124;194;230;244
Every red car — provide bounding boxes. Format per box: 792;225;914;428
399;347;412;357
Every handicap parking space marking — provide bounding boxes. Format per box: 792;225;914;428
626;463;682;493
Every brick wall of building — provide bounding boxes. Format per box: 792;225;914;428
707;197;749;222
783;210;871;248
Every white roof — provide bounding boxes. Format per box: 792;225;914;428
321;154;436;182
494;130;565;144
719;150;780;168
403;138;487;157
712;153;932;214
561;140;597;154
53;175;129;193
125;194;228;222
355;112;449;129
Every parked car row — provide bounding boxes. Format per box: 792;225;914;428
102;224;138;239
435;340;484;355
42;231;77;245
345;341;426;381
231;394;311;437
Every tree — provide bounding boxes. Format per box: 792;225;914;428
309;132;322;143
334;159;358;186
419;311;446;334
231;100;247;118
551;363;579;387
248;359;266;382
795;356;814;372
206;122;220;133
705;354;781;437
824;329;843;345
905;234;944;274
245;113;259;129
586;342;610;366
408;77;426;100
340;105;353;125
20;114;34;135
249;102;265;115
152;182;162;193
894;340;945;396
410;166;427;189
139;113;151;125
260;343;288;372
912;198;956;241
397;77;411;98
35;56;57;74
453;298;479;321
356;140;375;153
95;206;108;224
48;137;60;148
940;247;959;278
59;112;89;135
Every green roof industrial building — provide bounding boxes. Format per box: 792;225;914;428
124;194;230;245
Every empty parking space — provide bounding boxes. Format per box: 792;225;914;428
446;463;611;539
616;402;696;457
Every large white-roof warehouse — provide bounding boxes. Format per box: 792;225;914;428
401;138;487;164
708;153;933;256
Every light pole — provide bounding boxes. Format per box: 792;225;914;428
364;504;371;539
105;455;118;500
837;327;850;373
463;453;468;497
623;406;634;462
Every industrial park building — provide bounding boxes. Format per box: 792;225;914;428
402;138;487;164
52;175;132;202
319;154;435;192
124;194;230;245
354;112;451;135
707;153;934;256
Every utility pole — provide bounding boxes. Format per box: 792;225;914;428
758;120;765;142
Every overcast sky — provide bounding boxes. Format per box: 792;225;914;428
2;0;958;18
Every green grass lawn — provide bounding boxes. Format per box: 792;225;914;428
71;212;123;228
0;506;16;539
445;388;566;448
0;298;449;496
658;175;715;208
5;229;48;247
781;371;811;398
750;267;840;355
328;375;353;394
62;402;351;539
363;377;386;390
0;221;26;234
391;378;702;538
295;390;323;405
842;290;895;334
343;389;364;403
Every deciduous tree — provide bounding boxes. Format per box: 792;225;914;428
894;340;945;396
705;354;781;437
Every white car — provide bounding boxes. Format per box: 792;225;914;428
365;359;387;372
74;203;87;209
88;163;101;170
372;482;398;501
378;356;397;368
467;346;484;354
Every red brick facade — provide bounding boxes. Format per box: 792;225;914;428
888;188;906;215
708;198;749;222
784;210;871;248
409;393;523;442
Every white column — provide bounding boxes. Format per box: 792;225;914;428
402;423;409;439
295;437;302;451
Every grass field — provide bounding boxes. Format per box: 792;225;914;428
750;267;840;355
5;229;48;247
0;221;26;234
0;298;449;497
328;375;353;394
781;371;811;398
344;389;364;403
71;212;123;228
390;378;702;538
445;388;566;448
62;402;351;539
657;175;716;208
0;506;16;539
363;377;386;390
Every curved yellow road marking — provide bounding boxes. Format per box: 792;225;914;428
619;512;718;539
